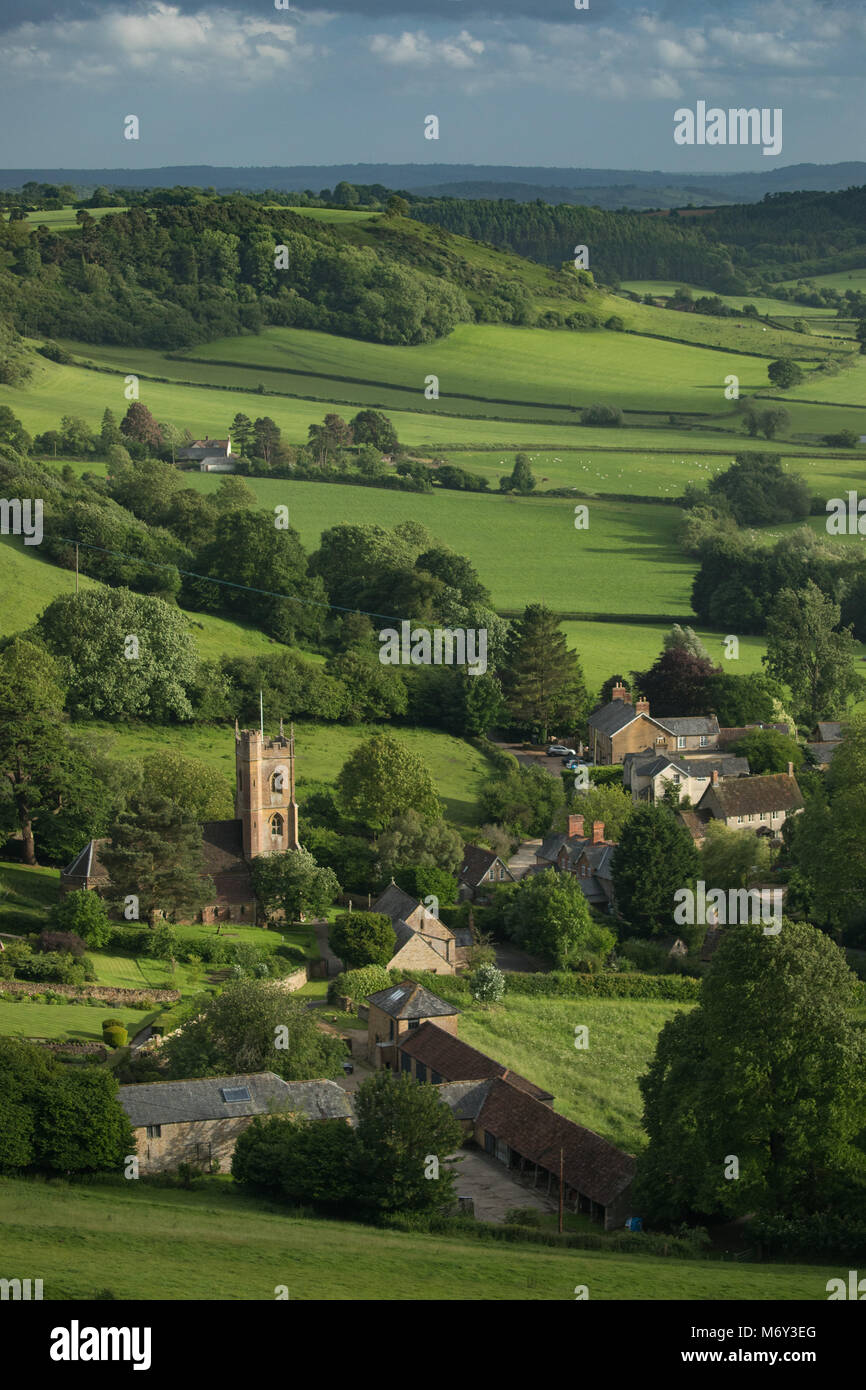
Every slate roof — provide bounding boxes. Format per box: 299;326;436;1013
117;1073;352;1126
677;809;709;843
656;714;719;737
399;1021;553;1102
476;1078;636;1209
816;722;843;742
391;920;447;960
62;838;110;883
807;741;840;766
588;701;642;737
458;845;506;887
371;882;426;924
630;754;749;781
435;1079;494;1121
200;820;255;904
366;981;461;1021
698;772;804;817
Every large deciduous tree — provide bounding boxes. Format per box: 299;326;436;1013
764;581;863;727
336;734;440;831
329;911;395;969
250;847;339;922
611;804;700;937
499;868;615;969
636;922;866;1223
353;1069;464;1214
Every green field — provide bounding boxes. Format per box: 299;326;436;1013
180;473;694;616
779;268;866;292
63;321;827;421
0;997;153;1042
0;1176;840;1300
23;206;123;230
0;863;61;932
618;280;838;319
562;620;768;689
454;994;691;1153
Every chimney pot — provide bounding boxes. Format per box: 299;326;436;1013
711;769;719;785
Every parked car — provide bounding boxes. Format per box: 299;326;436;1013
546;744;576;757
564;758;589;770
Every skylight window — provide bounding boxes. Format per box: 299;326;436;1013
221;1086;251;1103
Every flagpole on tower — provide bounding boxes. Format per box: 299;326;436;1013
259;690;264;739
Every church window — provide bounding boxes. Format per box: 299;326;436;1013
270;812;284;838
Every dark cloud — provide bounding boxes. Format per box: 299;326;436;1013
0;0;763;32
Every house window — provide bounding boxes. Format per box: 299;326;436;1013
673;773;681;785
677;736;686;749
408;1019;420;1030
760;812;766;820
737;815;744;824
400;1052;411;1073
389;1020;394;1040
699;735;708;747
146;1125;161;1139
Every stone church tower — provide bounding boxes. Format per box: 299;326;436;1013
235;718;300;861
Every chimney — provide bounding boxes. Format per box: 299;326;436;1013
592;820;604;844
711;769;719;786
622;691;633;705
787;761;794;777
611;682;626;702
568;814;585;839
635;696;650;715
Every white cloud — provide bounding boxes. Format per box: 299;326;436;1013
369;28;485;69
0;4;317;86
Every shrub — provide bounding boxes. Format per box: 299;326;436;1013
581;403;624;427
470;963;505;1004
329;964;393;1003
102;1017;125;1032
36;930;87;958
102;1025;129;1048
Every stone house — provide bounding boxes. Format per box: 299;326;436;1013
370;882;464;973
117;1072;353;1174
398;1020;553;1105
588;684;719;765
176;436;237;471
623;751;750;805
694;766;804;835
535;815;617;909
457;845;515;901
61;722;301;924
365;981;460;1069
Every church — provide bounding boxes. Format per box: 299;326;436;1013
60;722;301;924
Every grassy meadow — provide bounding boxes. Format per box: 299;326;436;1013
453;993;692;1153
0;1177;841;1300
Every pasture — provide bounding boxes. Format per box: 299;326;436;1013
23;206;123;230
452;993;692;1153
0;1176;840;1300
182;472;695;615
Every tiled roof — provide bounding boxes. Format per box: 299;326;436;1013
816;722;843;742
476;1078;636;1208
807;741;840;765
717;723;788;747
118;1073;352;1126
399;1021;553;1101
366;981;461;1021
201;819;247;874
699;772;804;817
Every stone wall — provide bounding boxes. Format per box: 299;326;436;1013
0;980;180;1004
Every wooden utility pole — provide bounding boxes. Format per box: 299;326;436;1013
558;1148;564;1233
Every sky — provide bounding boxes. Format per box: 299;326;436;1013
0;0;862;172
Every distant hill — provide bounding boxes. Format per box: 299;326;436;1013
2;162;866;208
